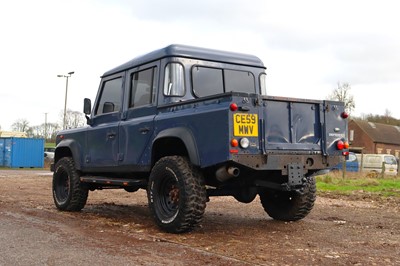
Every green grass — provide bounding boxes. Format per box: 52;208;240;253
316;173;400;197
45;142;56;148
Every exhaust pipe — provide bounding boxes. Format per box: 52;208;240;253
216;166;240;182
227;167;240;177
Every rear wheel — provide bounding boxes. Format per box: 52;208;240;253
259;176;316;221
52;157;88;211
147;156;207;233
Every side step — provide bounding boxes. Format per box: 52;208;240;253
80;176;147;188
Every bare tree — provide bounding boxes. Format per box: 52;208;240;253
327;82;355;114
59;109;86;129
384;109;392;124
30;125;42;138
46;123;61;141
23;122;61;141
11;119;30;133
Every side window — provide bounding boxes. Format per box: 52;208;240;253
164;63;185;96
192;67;223;97
95;77;123;115
224;70;255;94
260;73;267;96
130;67;156;108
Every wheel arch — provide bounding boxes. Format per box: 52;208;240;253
152;127;200;166
54;139;83;170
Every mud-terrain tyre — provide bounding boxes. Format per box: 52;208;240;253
259;176;316;221
52;157;88;211
147;156;207;233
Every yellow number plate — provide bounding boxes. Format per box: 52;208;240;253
233;113;258;137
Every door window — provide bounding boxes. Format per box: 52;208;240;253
130;67;157;108
95;77;123;115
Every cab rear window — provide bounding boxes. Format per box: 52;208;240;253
192;66;255;97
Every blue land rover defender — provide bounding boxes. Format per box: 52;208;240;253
52;45;349;233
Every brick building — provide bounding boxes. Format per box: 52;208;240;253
349;120;400;158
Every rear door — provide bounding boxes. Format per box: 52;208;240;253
118;63;158;168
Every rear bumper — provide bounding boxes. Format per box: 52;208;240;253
232;153;341;174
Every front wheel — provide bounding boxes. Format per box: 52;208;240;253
147;156;207;233
52;157;88;211
259;176;316;221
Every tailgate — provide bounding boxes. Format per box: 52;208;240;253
263;97;347;155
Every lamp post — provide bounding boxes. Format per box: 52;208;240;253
44;112;48;141
57;71;74;129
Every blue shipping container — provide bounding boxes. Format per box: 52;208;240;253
0;138;44;168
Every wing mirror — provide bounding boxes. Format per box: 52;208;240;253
83;98;91;115
83;98;92;125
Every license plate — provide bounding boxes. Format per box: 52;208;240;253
233;113;258;137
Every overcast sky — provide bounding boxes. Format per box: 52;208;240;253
1;0;399;131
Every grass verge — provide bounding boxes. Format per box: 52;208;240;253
316;172;400;197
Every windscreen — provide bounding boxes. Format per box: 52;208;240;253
384;156;397;165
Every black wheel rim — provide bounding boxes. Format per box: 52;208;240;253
55;168;70;203
157;174;179;219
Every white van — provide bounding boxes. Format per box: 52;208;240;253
356;154;398;176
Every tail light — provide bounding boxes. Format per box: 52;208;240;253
341;112;349;119
337;140;344;150
230;139;239;154
337;140;349;150
344;141;349;149
231;139;239;147
230;103;238;111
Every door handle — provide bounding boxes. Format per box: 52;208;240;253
107;132;116;139
139;127;150;134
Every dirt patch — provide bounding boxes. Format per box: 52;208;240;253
1;169;399;265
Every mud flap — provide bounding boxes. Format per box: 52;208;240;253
288;163;304;187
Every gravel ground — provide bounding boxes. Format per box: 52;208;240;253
0;169;399;265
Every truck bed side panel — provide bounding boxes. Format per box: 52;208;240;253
323;100;348;156
154;98;231;168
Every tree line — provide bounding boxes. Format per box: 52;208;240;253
6;109;86;142
328;82;399;126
